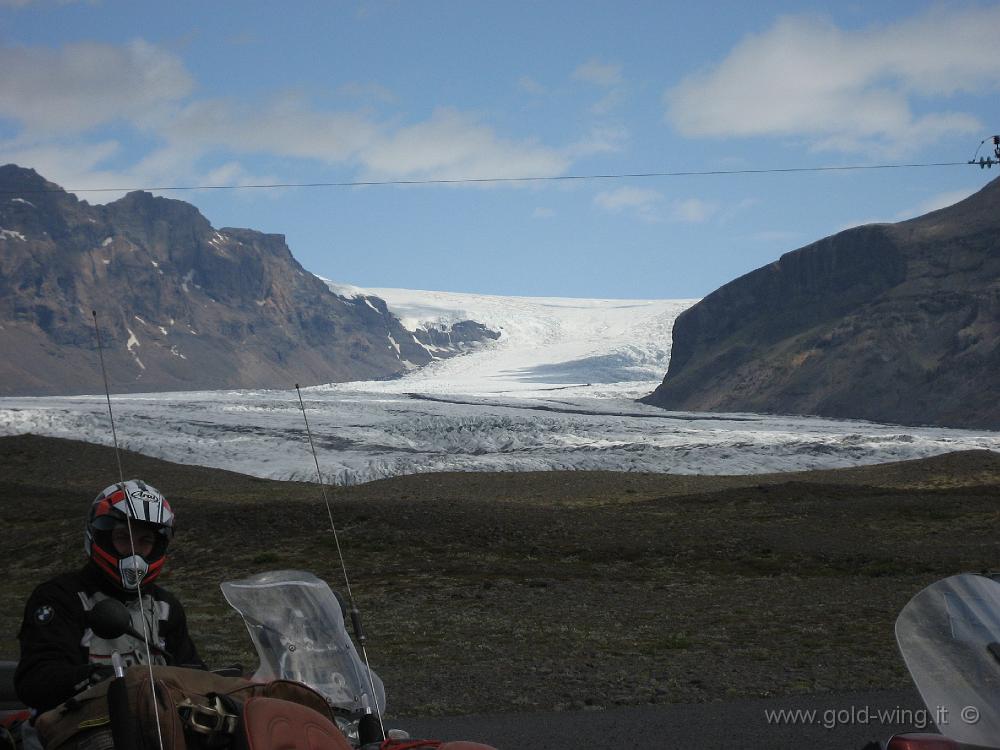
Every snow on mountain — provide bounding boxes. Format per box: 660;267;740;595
1;284;998;485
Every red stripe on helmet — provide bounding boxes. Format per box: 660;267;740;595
92;544;119;568
92;497;118;518
144;556;165;583
91;546;123;585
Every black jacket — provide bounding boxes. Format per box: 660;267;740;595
15;564;203;712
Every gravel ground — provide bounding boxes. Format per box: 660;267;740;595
2;434;999;727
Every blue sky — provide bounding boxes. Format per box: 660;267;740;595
1;1;998;298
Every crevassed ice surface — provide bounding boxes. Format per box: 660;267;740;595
0;286;997;484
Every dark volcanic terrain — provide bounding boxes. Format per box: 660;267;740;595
643;176;1000;430
2;434;999;717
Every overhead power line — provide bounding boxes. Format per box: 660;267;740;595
1;160;972;194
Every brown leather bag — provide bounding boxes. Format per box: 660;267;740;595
36;667;336;750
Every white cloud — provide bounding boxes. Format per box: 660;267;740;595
0;140;124;191
836;217;890;232
170;101;573;182
594;187;664;222
517;75;546;95
665;7;1000;154
591;89;627;116
836;185;979;229
165;98;583;183
573;59;627;113
358;107;570;181
0;39;589;194
595;186;661;211
670;198;717;223
0;138;279;202
893;187;978;220
574;59;623;88
566;124;629;158
201;161;279;190
0;40;193;133
719;196;760;219
594;187;719;224
162;94;382;164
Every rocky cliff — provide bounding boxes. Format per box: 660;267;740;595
0;165;495;396
642;176;1000;430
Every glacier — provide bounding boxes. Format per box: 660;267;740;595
0;286;997;484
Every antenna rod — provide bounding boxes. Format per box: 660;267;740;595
295;385;385;740
92;310;125;485
92;310;166;750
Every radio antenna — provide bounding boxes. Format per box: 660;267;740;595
91;310;166;750
295;384;385;741
92;310;125;484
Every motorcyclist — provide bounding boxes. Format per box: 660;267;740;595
14;479;204;714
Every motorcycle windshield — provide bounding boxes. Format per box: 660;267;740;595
896;573;1000;747
220;570;385;715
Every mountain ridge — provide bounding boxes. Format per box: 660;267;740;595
0;165;496;395
642;176;1000;430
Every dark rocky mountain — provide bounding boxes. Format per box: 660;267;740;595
411;318;502;351
0;165;497;396
643;176;1000;430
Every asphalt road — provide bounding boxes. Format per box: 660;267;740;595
396;688;935;749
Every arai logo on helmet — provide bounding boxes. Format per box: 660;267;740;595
129;489;161;503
